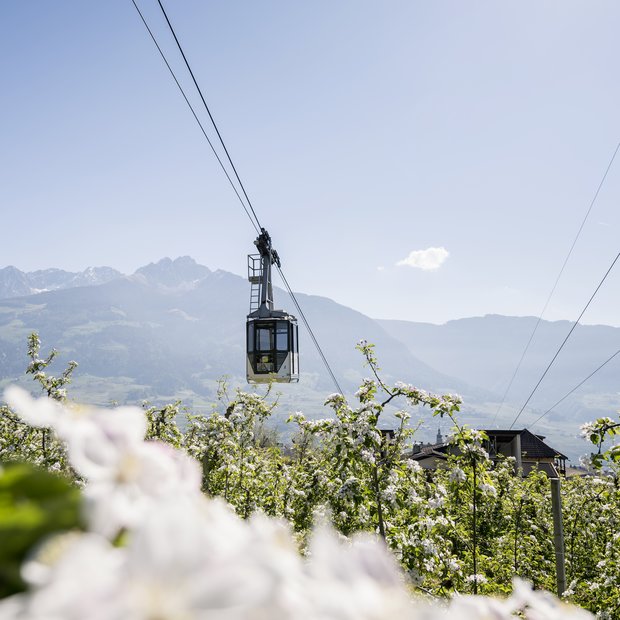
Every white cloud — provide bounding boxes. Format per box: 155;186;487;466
396;247;449;271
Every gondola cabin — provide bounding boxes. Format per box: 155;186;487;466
246;229;299;384
246;313;299;383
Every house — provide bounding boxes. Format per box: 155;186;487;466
409;429;567;478
484;429;567;477
409;429;448;470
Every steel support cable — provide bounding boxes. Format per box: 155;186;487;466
508;250;620;430
129;0;260;235
155;0;263;233
131;0;344;394
493;141;620;427
527;348;620;430
275;265;344;395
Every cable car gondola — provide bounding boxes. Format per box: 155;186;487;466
246;229;299;383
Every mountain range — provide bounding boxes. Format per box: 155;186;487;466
1;257;618;461
0;265;122;298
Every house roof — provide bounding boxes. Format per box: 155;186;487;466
484;429;567;460
522;461;559;478
409;429;567;462
409;444;449;460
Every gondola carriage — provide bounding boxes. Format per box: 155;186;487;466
246;229;299;383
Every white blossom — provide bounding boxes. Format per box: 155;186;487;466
449;467;466;483
5;386;201;538
0;385;598;620
465;573;488;585
478;482;497;497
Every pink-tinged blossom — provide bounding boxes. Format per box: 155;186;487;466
4;386;65;429
18;534;125;620
306;524;414;619
4;386;201;538
82;441;201;538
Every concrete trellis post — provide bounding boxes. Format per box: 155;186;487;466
550;476;566;597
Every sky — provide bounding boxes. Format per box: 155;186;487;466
2;1;620;327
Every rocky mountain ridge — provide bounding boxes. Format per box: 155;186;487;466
0;257;217;300
0;265;123;298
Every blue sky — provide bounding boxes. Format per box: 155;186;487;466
2;1;620;326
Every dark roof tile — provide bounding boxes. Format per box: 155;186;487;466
484;429;567;460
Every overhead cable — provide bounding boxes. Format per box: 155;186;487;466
129;0;260;235
154;0;264;233
276;265;344;395
493;141;620;426
130;0;344;394
527;348;620;430
508;250;620;429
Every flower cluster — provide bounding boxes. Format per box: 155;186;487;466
0;388;594;620
2;337;619;616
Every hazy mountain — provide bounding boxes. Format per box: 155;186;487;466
0;265;122;298
133;256;211;290
0;258;482;431
0;266;31;298
1;257;614;461
378;316;620;409
378;316;620;458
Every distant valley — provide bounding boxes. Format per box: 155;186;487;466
1;257;618;462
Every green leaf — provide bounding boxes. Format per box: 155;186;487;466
0;462;83;597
